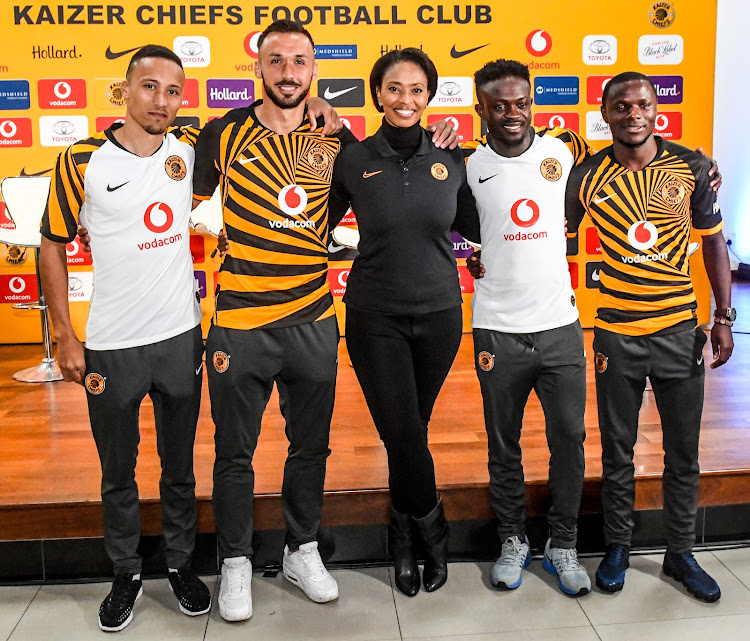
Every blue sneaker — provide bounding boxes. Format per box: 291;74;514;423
663;551;721;603
596;544;629;592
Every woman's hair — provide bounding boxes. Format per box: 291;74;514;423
369;48;438;112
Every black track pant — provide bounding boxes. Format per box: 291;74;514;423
474;321;586;548
208;317;338;559
345;305;463;518
86;325;203;575
594;326;707;553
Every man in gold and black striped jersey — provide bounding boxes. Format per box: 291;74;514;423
566;72;734;602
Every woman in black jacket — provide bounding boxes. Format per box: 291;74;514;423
329;48;479;597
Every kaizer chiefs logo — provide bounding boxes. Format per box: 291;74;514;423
431;163;448;180
85;372;106;394
213;351;230;373
661;179;686;207
165;155;187;181
2;245;27;265
106;80;126;107
540;158;562;182
477;351;495;372
307;146;331;173
594;352;608;374
649;1;675;28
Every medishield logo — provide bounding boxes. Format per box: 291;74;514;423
533;76;579;106
315;45;357;60
0;80;31;110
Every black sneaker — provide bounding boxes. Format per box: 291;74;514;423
663;551;721;603
168;565;211;615
595;544;629;592
99;574;143;632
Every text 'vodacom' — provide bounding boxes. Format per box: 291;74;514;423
13;4;493;25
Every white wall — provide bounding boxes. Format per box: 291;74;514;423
714;0;750;266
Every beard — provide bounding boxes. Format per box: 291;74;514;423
262;78;310;109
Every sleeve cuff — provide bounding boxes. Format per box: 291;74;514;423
694;221;723;236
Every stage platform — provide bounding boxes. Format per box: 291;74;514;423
1;283;749;581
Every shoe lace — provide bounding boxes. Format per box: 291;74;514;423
299;548;328;580
553;547;584;573
605;545;627;568
500;537;526;566
226;563;249;596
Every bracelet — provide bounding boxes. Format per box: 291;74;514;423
714;317;734;327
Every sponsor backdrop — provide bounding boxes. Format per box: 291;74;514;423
0;0;716;342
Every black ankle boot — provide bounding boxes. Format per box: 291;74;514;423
414;498;448;592
388;508;420;596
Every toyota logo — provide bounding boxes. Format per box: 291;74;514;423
181;41;203;56
53;120;76;135
54;81;72;99
439;81;461;96
68;276;83;291
0;120;17;138
589;40;611;55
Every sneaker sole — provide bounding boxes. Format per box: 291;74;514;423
218;600;252;621
490;552;531;590
168;583;212;616
662;564;721;603
282;568;338;603
542;556;591;597
99;586;142;632
595;564;627;593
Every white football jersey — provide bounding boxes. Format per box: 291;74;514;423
43;125;202;350
467;128;590;333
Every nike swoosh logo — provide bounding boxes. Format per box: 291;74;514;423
196;362;204;376
328;242;347;253
594;193;617;204
239;156;263;164
363;170;382;179
20;167;52;177
105;45;142;60
478;174;498;183
107;182;129;192
324;86;357;100
450;43;490;59
697;355;703;365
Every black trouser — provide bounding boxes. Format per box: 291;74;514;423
208;317;338;559
594;326;707;553
345;305;463;518
85;325;203;575
473;321;586;549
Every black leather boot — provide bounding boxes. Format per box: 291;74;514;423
388;508;420;596
414;498;448;592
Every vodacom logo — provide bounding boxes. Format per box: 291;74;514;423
510;198;540;228
9;276;26;294
244;31;261;58
627;220;658;250
66;239;79;256
278;184;308;216
0;120;17;138
144;202;174;233
548;115;565;128
655;114;669;131
337;270;349;287
54;81;72;99
526;30;552;57
445;116;460;131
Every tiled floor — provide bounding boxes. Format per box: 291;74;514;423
3;547;750;640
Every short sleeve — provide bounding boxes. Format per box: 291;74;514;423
41;145;84;243
193;119;224;200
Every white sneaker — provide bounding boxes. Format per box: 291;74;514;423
282;541;339;603
219;556;252;621
542;538;591;596
491;535;531;589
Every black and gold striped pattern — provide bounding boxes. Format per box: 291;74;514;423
570;140;722;336
43;132;107;242
195;108;342;330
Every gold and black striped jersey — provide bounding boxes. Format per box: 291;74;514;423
461;126;592;162
566;137;722;336
193;101;356;330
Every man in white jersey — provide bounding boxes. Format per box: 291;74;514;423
39;45;211;632
464;59;593;596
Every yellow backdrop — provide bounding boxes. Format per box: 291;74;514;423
0;0;716;342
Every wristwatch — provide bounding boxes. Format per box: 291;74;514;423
714;307;737;327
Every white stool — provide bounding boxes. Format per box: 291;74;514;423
0;176;63;382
